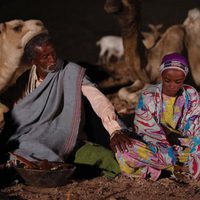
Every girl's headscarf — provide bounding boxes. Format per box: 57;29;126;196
160;52;189;76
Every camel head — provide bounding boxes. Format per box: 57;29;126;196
104;0;122;14
0;19;48;92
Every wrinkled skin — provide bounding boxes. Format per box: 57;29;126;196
31;42;58;80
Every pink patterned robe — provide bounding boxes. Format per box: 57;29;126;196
116;84;200;180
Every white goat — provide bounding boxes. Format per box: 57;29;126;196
96;35;124;64
96;25;163;65
183;8;200;87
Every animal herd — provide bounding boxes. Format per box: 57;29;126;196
96;8;200;103
0;8;199;110
96;24;163;64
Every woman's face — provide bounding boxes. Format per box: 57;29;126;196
161;69;186;97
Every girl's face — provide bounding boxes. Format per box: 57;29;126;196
161;69;186;97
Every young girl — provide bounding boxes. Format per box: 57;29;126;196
114;53;200;180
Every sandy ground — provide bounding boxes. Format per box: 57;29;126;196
1;175;200;200
0;0;200;199
0;61;200;200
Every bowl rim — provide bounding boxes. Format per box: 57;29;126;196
15;162;76;172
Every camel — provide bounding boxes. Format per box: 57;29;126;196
104;0;149;89
104;0;199;104
183;8;200;89
0;19;48;127
0;19;48;93
145;24;185;84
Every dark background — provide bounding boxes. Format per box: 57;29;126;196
0;0;199;64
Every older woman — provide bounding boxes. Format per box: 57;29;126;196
112;52;200;181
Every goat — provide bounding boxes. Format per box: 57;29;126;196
141;24;163;49
96;25;163;65
96;35;124;64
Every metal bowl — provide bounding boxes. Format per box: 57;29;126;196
15;162;76;187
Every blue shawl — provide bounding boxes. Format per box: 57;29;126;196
8;61;86;161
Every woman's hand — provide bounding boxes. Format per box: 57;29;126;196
110;130;133;153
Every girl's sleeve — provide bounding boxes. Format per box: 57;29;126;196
188;113;200;179
134;93;169;145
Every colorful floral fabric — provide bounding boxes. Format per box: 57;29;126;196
116;84;200;180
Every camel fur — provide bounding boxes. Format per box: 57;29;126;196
0;19;48;127
0;19;48;92
183;8;200;88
